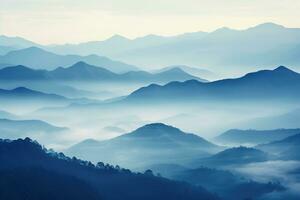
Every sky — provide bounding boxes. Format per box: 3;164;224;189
1;0;300;44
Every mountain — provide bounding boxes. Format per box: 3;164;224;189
257;134;300;160
0;87;67;101
111;23;300;71
0;35;39;49
149;165;284;200
126;66;300;103
214;128;300;146
0;119;67;139
47;32;208;57
0;46;15;55
0;47;138;73
67;123;220;168
0;87;97;112
0;110;17;119
0;138;219;200
3;23;300;74
192;147;269;168
243;108;300;130
0;62;204;83
0;65;48;80
154;65;216;80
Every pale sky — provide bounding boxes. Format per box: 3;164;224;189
1;0;300;44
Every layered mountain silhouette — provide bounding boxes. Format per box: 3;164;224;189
0;87;67;101
10;23;297;72
0;47;138;73
0;35;39;49
3;23;300;73
0;61;205;83
0;110;17;119
243;108;300;129
0;118;67;139
153;65;216;80
67;123;220;168
257;134;300;160
215;128;300;146
192;147;269;168
46;31;208;57
0;138;219;200
149;164;284;200
0;87;96;112
127;66;300;102
107;23;300;70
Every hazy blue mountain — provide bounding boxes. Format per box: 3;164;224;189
0;62;204;83
47;32;208;57
0;35;39;49
215;129;300;146
243;108;300;130
0;63;13;69
192;147;269;168
67;123;220;168
3;23;300;74
0;110;17;119
0;119;67;139
257;134;300;160
0;87;97;112
0;65;48;80
0;46;16;55
112;23;300;71
0;138;219;200
0;47;138;73
126;66;300;103
149;165;284;200
154;65;216;80
0;87;67;101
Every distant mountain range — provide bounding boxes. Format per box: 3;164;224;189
192;147;269;168
0;47;138;73
0;35;39;49
148;164;284;200
257;134;300;160
0;118;67;139
243;108;300;130
153;65;217;80
2;23;300;73
215;128;300;146
0;110;17;119
67;123;220;168
0;138;218;200
126;66;300;103
0;87;67;101
0;61;205;83
0;87;96;112
106;23;300;71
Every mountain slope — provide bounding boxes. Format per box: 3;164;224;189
113;23;300;70
0;35;39;48
67;123;220;168
149;165;284;200
257;134;300;160
0;138;219;200
154;65;216;80
0;119;67;139
215;128;300;146
0;47;138;73
126;66;300;103
47;32;208;57
192;147;269;168
0;87;67;101
0;62;204;83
